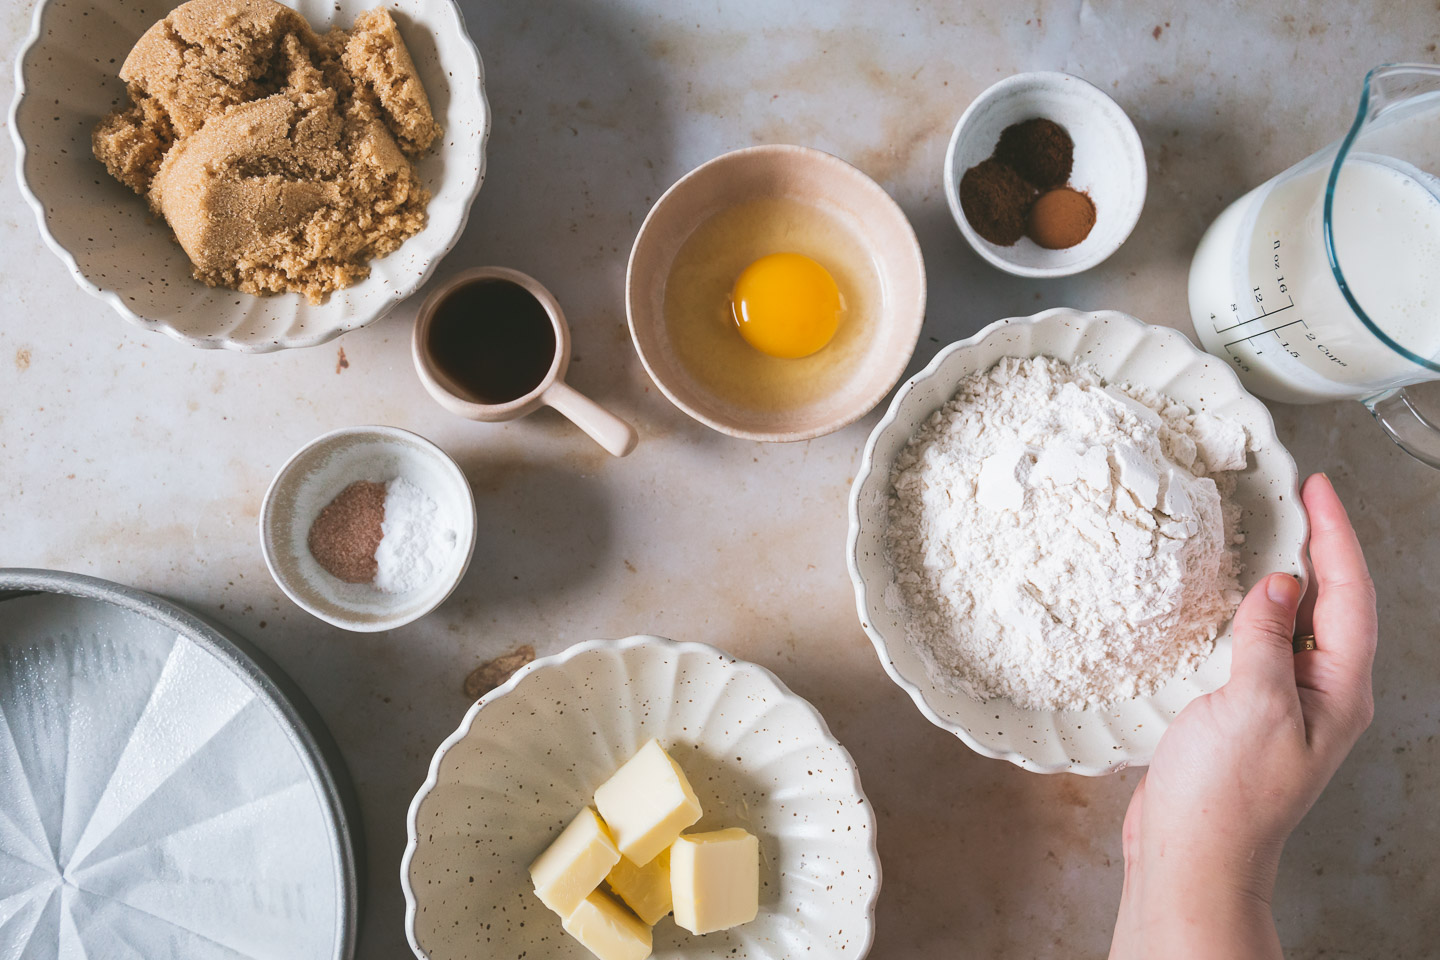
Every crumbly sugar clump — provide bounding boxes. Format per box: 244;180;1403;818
92;0;440;303
884;356;1249;712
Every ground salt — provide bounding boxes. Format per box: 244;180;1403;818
375;477;456;594
884;357;1248;711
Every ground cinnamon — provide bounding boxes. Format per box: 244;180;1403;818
308;481;387;583
1027;187;1096;249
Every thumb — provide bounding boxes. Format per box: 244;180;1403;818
1227;573;1303;690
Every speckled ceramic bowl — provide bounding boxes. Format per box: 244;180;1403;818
10;0;489;351
847;309;1308;775
260;426;477;632
402;636;880;960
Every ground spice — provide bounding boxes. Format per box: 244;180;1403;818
308;481;387;583
1027;187;1097;249
995;118;1074;188
959;158;1036;246
959;116;1095;250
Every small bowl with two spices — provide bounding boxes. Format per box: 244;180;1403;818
944;71;1147;277
627;145;927;442
260;426;477;631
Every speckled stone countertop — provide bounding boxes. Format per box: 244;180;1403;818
3;1;1438;956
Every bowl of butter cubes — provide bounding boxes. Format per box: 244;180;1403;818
402;635;880;960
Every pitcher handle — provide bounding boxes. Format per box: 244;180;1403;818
541;380;640;458
1365;387;1440;468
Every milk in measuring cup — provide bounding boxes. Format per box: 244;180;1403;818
1190;155;1440;404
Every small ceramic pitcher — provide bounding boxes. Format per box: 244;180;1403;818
412;266;639;457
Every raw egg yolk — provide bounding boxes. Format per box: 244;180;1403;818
730;253;844;359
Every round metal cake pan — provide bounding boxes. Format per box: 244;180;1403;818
0;568;362;959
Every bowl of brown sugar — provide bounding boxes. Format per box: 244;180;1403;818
260;426;477;631
944;71;1146;278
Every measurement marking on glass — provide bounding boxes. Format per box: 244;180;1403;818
1213;298;1295;335
1224;317;1308;351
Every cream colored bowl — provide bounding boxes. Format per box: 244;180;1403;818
847;309;1308;775
627;145;926;442
10;0;489;352
402;636;880;959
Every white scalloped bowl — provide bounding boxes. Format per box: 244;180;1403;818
9;0;488;352
847;309;1308;776
402;636;880;960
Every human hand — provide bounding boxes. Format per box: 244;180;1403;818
1109;473;1377;960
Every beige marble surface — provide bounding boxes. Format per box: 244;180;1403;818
4;1;1439;956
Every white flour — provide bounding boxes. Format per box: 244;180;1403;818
885;357;1247;711
375;477;456;594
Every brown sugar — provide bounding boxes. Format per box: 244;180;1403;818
343;9;439;153
959;159;1037;246
463;646;537;699
92;0;440;303
1027;187;1097;249
307;480;387;583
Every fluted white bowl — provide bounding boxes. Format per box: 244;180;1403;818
10;0;488;352
402;636;879;960
847;309;1308;775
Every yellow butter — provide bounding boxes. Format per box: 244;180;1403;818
594;740;702;866
669;828;759;935
562;889;653;960
605;847;672;925
529;806;620;918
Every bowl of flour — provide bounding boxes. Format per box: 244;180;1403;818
846;308;1307;775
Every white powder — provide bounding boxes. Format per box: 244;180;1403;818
884;357;1248;711
375;477;456;594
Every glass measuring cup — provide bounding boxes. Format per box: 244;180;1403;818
1189;64;1440;467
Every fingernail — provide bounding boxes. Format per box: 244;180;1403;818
1267;574;1301;606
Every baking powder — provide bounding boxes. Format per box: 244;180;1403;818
375;477;456;594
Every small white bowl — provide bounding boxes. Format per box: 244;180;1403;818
10;0;489;351
402;636;880;960
943;72;1146;277
261;426;477;632
847;309;1307;775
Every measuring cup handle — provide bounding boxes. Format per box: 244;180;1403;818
541;380;639;457
1366;387;1440;468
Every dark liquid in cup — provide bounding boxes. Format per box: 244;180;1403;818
427;279;558;404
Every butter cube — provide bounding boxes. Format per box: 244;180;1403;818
669;828;759;935
529;806;620;918
605;847;672;925
562;889;653;960
593;740;702;865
